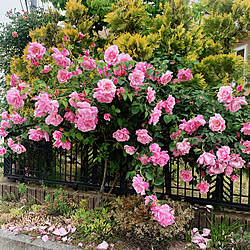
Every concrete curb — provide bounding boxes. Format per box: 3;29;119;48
0;230;77;250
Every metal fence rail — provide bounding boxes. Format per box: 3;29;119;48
3;140;250;210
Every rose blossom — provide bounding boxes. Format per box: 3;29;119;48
180;170;193;182
197;181;210;194
0;146;7;156
128;69;145;88
145;195;157;207
148;107;161;125
231;175;239;181
132;174;149;195
151;204;175;227
164;95;175;114
207;161;227;175
10;74;19;87
217;86;233;103
137;153;150;165
225;97;248;112
93;79;116;103
78;32;84;39
113;128;130;142
176;138;191;156
28;129;45;141
224;166;233;176
104;113;111;121
57;69;72;83
124;145;135;155
10;143;26;154
45;113;63;126
27;42;46;60
241;123;250;135
216;146;230;162
150;149;170;167
69;91;84;108
80;56;96;71
177;68;193;82
209;113;226;132
0;128;8;137
6;88;24;110
64;111;76;123
136;129;153;144
12;31;18;37
241;140;250;154
197;152;216;166
147;87;155;103
52;48;71;68
179;115;206;135
104;45;119;65
160;71;173;85
41;65;52;74
1;120;12;129
228;154;245;168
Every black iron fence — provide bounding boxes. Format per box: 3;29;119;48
3;139;250;210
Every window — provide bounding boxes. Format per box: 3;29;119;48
235;44;248;85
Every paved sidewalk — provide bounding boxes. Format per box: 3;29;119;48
0;230;77;250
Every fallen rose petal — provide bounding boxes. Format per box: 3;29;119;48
97;241;109;249
42;235;49;242
58;227;68;236
71;227;76;233
62;236;67;242
48;225;55;231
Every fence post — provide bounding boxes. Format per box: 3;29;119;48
215;174;224;203
165;159;172;195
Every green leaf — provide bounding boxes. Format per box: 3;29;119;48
76;133;83;140
146;172;153;181
131;106;140;114
169;141;177;150
154;176;164;186
163;115;172;124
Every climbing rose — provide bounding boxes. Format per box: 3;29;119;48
80;56;96;71
104;45;119;65
113;128;130;142
148;107;161;125
160;71;173;85
28;129;46;141
147;87;155;103
197;181;210;194
128;69;145;88
78;32;84;39
179;115;206;135
41;65;52;74
136;129;153;144
231;175;239;181
0;128;8;137
209;113;226;132
45;113;63;127
27;42;46;60
217;86;233;103
145;195;157;207
176;138;191;156
64;111;76;123
164;95;175;114
104;113;111;121
93;79;116;103
180;170;193;182
151;204;175;227
0;146;7;156
207;161;227;175
216;146;230;162
69;92;84;108
12;31;18;37
132;174;149;195
225;97;248;112
137;153;150;165
224;166;233;176
228;154;245;168
241;140;250;154
6;88;24;110
124;145;135;155
177;68;193;82
241;123;250;135
197;152;216;166
10;74;19;87
52;48;71;68
10;143;26;154
57;69;72;83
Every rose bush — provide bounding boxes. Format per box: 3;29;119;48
0;41;249;226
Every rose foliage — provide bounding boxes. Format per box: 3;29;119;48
0;41;249;226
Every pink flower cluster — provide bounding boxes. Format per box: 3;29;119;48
104;45;119;66
113;128;130;142
75;102;98;132
147;87;155;103
241;140;250;154
93;79;116;103
172;138;191;157
27;42;46;60
179;115;206;135
52;48;71;68
6;88;24;110
197;181;210;194
69;92;84;108
28;128;49;142
8;138;26;154
0;146;7;156
217;86;248;112
177;68;193;82
136;129;153;144
149;143;170;167
80;56;96;71
52;130;71;150
128;69;145;89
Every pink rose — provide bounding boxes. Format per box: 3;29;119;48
216;146;230;162
128;69;145;88
62;141;71;150
237;85;243;91
52;48;71;68
69;91;84;108
93;79;116;103
45;113;63;126
12;31;18;37
10;111;25;124
104;113;111;121
149;143;161;153
80;56;96;71
207;161;227;175
180;170;193;182
150;150;170;167
176;138;191;156
225;97;248;112
224;166;233;176
0;146;7;156
151;204;175;227
137;153;150;165
164;95;175;114
113;128;130;142
148;107;161;126
147;87;155;103
231;175;238;182
0;128;8;137
57;69;72;83
177;68;193;82
209;113;226;132
10;74;19;87
6;88;24;110
136;129;153;144
228;154;245;168
160;71;173;85
241;140;250;154
41;65;52;74
78;32;84;39
104;45;119;65
27;42;46;60
64;111;76;123
53;130;62;140
10;143;26;154
241;123;250;135
197;181;210;194
179;115;206;135
132;174;149;195
145;195;157;207
1;120;12;129
28;129;45;141
217;86;233;103
197;152;216;166
124;145;135;155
